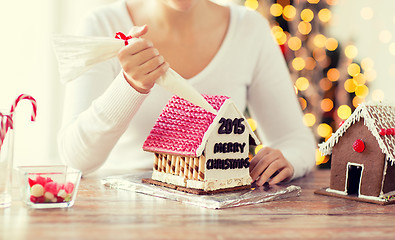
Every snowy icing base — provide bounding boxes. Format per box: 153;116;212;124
152;171;185;187
325;188;347;195
152;170;251;192
325;188;387;202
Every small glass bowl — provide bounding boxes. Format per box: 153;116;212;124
17;165;81;209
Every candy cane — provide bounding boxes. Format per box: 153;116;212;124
0;113;13;131
0;113;13;150
0;114;5;148
10;94;37;122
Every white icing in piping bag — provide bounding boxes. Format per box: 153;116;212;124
52;34;217;114
157;68;217;114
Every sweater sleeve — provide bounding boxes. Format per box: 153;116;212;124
57;9;147;175
247;16;316;180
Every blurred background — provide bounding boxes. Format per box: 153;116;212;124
0;0;394;169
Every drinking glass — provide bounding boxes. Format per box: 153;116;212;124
0;110;14;208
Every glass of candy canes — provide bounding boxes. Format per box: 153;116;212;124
17;165;81;208
1;94;37;208
0;111;14;208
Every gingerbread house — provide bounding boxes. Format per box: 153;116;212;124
317;102;395;204
142;95;260;194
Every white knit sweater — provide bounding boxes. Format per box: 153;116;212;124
58;0;316;179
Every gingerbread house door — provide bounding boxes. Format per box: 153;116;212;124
330;120;386;197
346;163;363;195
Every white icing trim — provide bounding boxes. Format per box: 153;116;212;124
318;105;364;156
319;102;395;164
380;159;389;196
358;194;386;202
326;188;347;195
152;170;251;191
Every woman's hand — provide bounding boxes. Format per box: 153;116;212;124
117;25;169;94
249;147;294;186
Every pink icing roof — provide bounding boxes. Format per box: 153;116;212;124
143;95;229;156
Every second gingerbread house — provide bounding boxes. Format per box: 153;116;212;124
317;102;395;204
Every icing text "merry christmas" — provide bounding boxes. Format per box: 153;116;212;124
214;142;246;154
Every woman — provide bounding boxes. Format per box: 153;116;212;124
58;0;316;186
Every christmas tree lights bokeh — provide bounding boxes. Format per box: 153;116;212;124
239;0;390;167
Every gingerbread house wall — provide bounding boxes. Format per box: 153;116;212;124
383;162;395;194
153;153;205;182
203;103;252;181
331;119;385;197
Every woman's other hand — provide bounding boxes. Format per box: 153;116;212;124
118;25;169;94
249;147;294;186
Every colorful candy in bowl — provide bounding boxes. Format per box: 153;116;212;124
17;165;81;208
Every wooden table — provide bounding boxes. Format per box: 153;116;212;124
2;168;395;240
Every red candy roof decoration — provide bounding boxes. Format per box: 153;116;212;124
320;102;395;163
380;128;395;136
143;95;230;156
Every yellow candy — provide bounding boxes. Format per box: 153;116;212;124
57;189;67;198
31;184;44;197
44;192;55;201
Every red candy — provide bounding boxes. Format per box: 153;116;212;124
44;181;59;195
28;178;36;187
28;176;74;204
30;195;45;203
35;176;47;186
379;128;386;136
379;128;395;136
64;182;74;194
353;139;365;153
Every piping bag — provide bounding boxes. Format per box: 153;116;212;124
52;34;217;114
